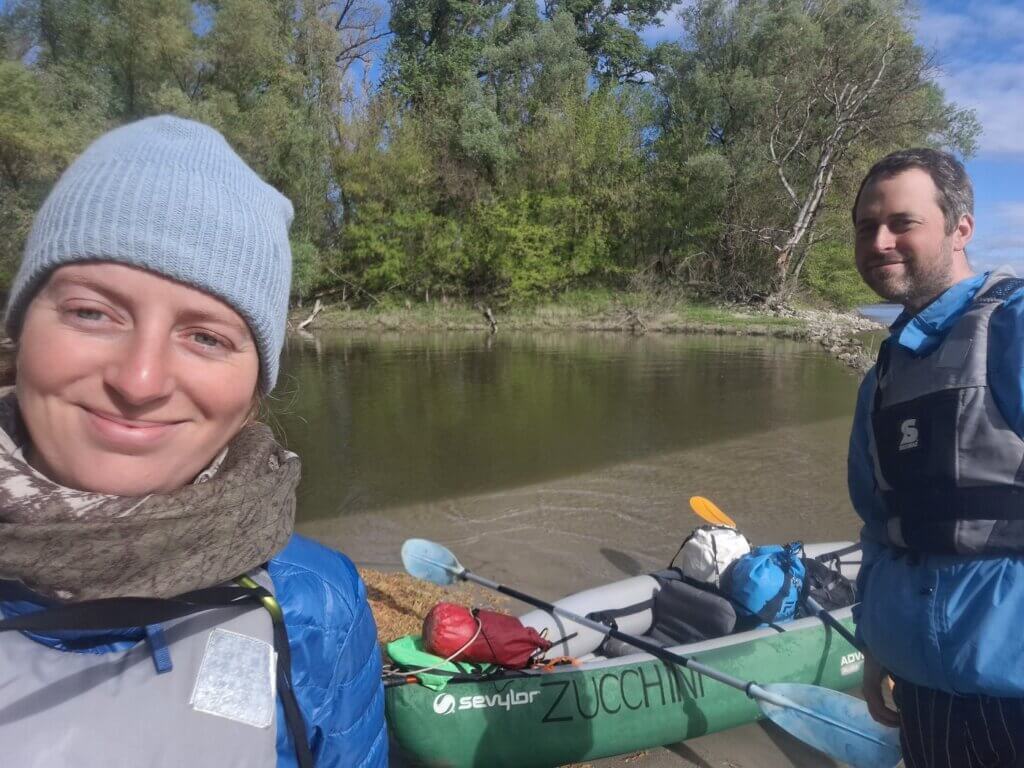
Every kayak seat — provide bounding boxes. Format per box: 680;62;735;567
600;574;737;658
649;574;737;644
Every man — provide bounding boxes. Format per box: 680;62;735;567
850;148;1024;767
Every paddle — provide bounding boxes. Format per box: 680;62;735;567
804;595;862;650
686;496;864;651
401;538;901;768
689;495;736;528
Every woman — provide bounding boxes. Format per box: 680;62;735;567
0;116;386;767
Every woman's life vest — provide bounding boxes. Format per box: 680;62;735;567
0;570;300;768
869;271;1024;554
671;525;751;587
725;543;805;624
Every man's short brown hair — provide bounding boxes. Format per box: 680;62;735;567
852;148;973;235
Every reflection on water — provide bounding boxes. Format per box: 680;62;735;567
273;332;859;520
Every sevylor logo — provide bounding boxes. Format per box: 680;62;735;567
432;691;541;715
433;694;457;715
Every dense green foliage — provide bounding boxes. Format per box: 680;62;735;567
0;0;979;305
803;242;879;309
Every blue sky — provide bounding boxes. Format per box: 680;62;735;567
642;0;1024;270
915;0;1024;270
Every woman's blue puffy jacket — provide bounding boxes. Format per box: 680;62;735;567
2;533;388;767
269;534;388;767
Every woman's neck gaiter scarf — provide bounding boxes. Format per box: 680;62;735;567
0;393;299;601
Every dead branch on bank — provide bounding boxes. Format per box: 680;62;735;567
297;298;324;331
477;304;498;333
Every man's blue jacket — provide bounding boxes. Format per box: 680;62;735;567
851;271;1024;695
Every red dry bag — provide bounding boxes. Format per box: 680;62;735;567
423;602;552;669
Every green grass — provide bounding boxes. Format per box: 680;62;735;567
666;302;804;327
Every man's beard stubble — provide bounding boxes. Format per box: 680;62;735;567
870;238;957;312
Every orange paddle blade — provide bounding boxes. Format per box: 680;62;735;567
689;496;736;528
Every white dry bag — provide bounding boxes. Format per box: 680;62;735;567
674;525;751;587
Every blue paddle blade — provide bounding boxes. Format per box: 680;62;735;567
758;683;902;768
401;539;465;586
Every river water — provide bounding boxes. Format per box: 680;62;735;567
275;331;863;589
273;330;867;767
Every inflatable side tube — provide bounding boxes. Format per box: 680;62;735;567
519;575;659;657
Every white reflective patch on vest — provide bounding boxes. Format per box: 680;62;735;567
191;628;276;728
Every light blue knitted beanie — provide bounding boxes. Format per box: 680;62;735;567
5;115;294;392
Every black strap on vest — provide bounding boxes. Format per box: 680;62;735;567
249;583;316;768
0;582;316;768
0;585;255;630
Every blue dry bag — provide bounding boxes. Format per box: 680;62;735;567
726;542;805;624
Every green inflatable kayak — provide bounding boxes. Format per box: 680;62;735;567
386;542;863;767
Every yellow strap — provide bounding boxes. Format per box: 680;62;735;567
236;575;284;622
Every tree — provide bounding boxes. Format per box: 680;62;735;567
0;58;107;287
0;0;987;306
543;0;673;80
482;4;589;128
656;0;980;298
384;0;501;104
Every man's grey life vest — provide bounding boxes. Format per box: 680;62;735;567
0;571;290;768
869;269;1024;554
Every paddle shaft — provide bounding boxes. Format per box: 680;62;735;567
804;596;862;650
463;570;893;747
468;573;786;696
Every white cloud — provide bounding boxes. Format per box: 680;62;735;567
993;202;1024;229
915;2;1024;53
972;201;1024;268
915;2;1024;157
977;3;1024;49
936;61;1024;156
914;10;969;51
